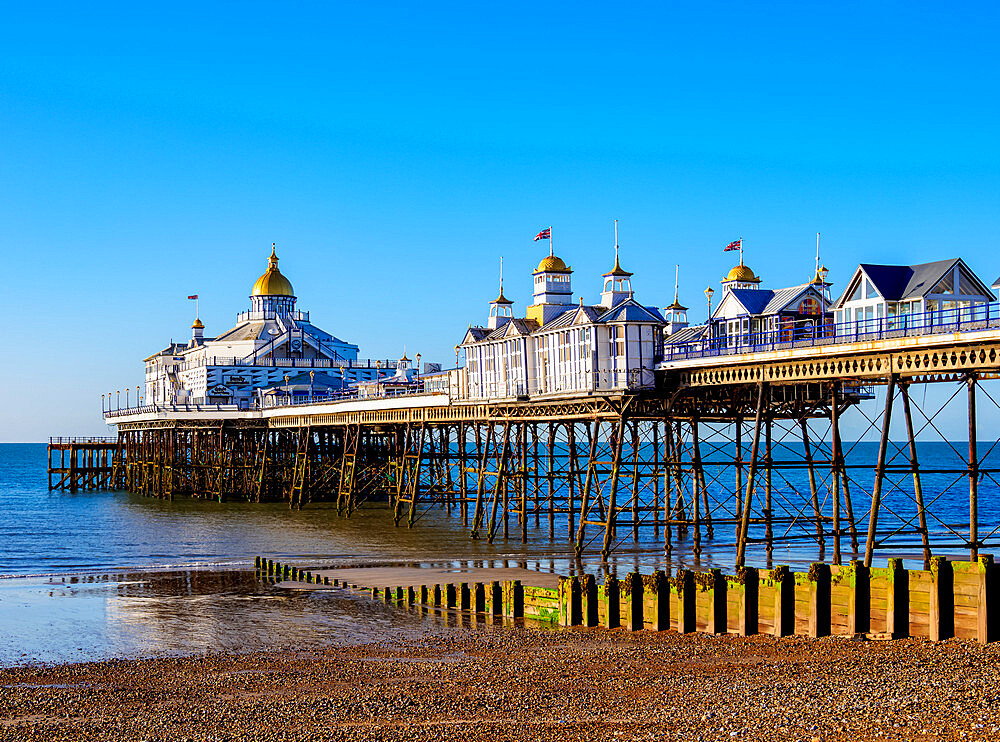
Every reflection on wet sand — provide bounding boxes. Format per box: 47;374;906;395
1;570;453;667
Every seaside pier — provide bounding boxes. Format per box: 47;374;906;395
72;244;1000;568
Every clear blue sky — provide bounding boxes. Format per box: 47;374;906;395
2;2;999;441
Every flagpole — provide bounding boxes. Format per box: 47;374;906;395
550;225;554;257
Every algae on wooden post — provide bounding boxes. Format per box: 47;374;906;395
620;572;643;631
804;562;831;637
771;565;795;637
580;574;599;627
642;571;669;631
929;557;954;641
603;576;620;629
672;570;696;634
728;566;758;636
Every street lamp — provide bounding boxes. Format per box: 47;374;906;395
819;265;830;334
704;286;716;346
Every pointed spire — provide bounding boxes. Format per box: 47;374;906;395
666;264;687;310
492;256;512;304
604;219;633;278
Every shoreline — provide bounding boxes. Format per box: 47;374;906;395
2;622;998;741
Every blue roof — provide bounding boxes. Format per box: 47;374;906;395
728;288;775;315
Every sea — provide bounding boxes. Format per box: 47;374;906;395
1;440;996;666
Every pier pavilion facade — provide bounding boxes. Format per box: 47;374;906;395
661;259;832;355
144;246;398;408
459;251;665;400
832;258;994;334
92;234;1000;575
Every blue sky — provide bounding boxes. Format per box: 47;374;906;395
2;2;999;440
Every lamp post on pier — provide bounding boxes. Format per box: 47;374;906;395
705;286;715;346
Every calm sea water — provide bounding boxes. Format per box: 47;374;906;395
1;440;997;665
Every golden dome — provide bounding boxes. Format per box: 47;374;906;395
723;263;761;284
191;318;204;329
536;254;571;273
251;244;295;297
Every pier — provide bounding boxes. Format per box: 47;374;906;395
47;437;118;491
63;247;1000;569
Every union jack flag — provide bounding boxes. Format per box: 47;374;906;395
724;239;741;252
187;294;198;300
534;227;551;241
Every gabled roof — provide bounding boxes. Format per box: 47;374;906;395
485;318;537;340
761;284;821;314
462;326;490;344
599;301;664;324
834;258;993;308
144;343;186;362
725;288;775;316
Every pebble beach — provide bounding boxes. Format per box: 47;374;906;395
3;623;999;742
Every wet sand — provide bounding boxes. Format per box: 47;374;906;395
3;620;999;741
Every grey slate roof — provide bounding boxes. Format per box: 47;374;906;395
214;321;266;342
665;324;708;344
600;301;665;323
726;284;819;317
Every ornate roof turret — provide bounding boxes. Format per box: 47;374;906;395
535;254;571;273
251;244;295;297
724;263;761;284
603;252;633;278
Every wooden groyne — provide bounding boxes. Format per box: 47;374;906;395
256;555;999;644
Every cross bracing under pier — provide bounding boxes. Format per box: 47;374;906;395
94;333;1000;567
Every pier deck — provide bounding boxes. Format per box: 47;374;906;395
73;321;1000;567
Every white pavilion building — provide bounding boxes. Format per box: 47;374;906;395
143;246;398;407
459;246;665;400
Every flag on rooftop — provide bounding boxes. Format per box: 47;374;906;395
724;239;741;252
188;295;198;300
534;227;551;241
